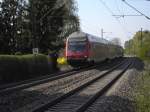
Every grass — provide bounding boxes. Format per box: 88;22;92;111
134;61;150;112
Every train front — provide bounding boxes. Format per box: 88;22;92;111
65;35;89;66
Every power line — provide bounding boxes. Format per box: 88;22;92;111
98;0;129;37
112;14;142;18
129;0;150;1
98;0;115;16
116;0;129;33
122;0;150;20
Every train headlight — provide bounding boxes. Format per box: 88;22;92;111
84;56;88;58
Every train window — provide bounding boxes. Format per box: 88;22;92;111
68;37;86;42
68;41;87;52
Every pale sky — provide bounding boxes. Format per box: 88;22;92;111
1;0;150;46
76;0;150;46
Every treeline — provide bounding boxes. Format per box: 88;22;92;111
124;30;150;60
0;0;80;54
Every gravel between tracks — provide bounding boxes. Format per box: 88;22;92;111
46;62;127;112
85;58;143;112
0;61;117;112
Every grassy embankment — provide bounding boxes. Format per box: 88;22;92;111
134;60;150;112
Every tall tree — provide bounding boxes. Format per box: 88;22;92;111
0;0;80;54
0;0;17;53
0;0;27;54
59;0;80;39
110;38;121;46
28;0;80;53
124;30;150;59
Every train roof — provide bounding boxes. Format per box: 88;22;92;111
68;31;110;44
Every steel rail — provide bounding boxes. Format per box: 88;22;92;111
76;60;132;112
33;59;126;112
0;64;99;95
0;57;121;95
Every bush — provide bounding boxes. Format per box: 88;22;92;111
0;54;52;84
134;63;150;112
15;52;22;55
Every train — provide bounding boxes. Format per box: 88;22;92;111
65;31;123;66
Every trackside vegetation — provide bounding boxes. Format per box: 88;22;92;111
0;0;79;84
0;0;80;54
134;62;150;112
124;30;150;60
0;54;52;84
124;31;150;112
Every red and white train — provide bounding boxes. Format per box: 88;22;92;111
65;31;123;66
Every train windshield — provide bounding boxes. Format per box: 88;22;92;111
68;40;87;52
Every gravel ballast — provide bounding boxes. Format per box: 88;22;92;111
85;58;143;112
46;61;127;112
0;60;120;112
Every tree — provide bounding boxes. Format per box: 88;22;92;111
59;0;80;39
110;37;121;46
124;30;150;59
0;0;80;54
28;0;80;53
0;0;28;54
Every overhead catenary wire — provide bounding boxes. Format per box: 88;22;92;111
122;0;150;20
98;0;129;37
112;14;142;18
115;0;129;34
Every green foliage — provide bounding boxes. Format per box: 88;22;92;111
0;54;51;84
134;63;150;112
0;0;28;54
0;0;80;54
15;52;23;55
124;30;150;60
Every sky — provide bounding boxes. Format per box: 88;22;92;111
76;0;150;46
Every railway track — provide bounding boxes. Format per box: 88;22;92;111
32;58;132;112
0;58;121;95
0;64;100;95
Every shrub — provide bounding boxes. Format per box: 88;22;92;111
134;63;150;112
15;52;22;55
0;54;52;84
